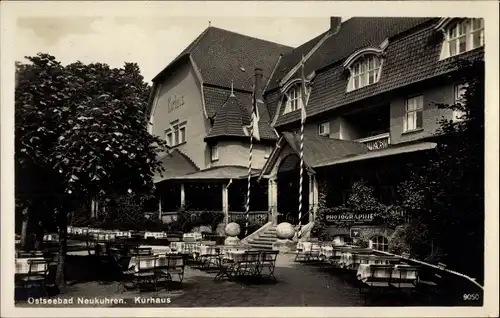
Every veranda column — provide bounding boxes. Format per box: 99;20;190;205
268;177;278;225
222;183;229;224
312;175;319;221
308;173;314;223
180;183;186;207
158;196;162;220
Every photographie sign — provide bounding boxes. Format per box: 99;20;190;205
325;212;375;224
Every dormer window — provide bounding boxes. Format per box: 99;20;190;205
347;55;382;92
284;84;303;114
441;18;484;59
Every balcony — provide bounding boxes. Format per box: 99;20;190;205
357;133;390;151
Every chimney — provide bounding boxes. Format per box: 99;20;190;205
330;17;342;34
254;67;264;103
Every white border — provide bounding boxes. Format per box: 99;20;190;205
1;1;499;317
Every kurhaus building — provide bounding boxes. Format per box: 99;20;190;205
146;17;484;249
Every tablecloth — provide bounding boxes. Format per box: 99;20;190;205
144;231;167;239
15;257;47;274
357;264;418;282
128;254;184;272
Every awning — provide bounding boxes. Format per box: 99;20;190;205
159;165;261;182
314;142;437;168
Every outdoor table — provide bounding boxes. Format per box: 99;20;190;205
183;232;203;242
357;264;418;287
138;245;171;255
15;257;47;275
144;231;167;239
355;254;401;265
128;254;183;272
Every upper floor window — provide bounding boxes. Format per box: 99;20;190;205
453;84;468;121
284;85;303;114
348;55;382;91
318;122;330;136
404;95;424;132
165;120;186;147
370;235;389;252
442;18;484;59
211;143;219;161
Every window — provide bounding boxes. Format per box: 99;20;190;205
165;120;186;147
443;18;484;59
284;85;302;113
404;95;424;132
348;55;382;91
371;236;389;252
453;84;468;121
211;143;219;161
318;122;330;136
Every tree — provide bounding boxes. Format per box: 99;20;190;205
396;58;485;282
15;53;166;286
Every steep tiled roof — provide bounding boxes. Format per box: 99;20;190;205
154;149;199;182
266;18;432;92
172;166;260;180
282;132;369;168
205;94;248;139
153;27;293;92
204;86;277;141
275;21;484;127
266;31;328;91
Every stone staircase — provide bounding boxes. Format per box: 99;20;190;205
246;225;278;250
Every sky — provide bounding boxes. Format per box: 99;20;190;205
16;16;332;83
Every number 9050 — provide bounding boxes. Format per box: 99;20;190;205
463;293;480;301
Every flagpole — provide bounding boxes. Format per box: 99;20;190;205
297;55;308;238
245;116;253;236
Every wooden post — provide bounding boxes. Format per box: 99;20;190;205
180;183;185;207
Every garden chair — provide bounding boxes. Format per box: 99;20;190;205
21;259;49;297
130;247;153;257
133;255;159;293
116;255;134;293
257;250;279;281
234;251;260;277
214;253;236;281
157;254;185;291
359;264;394;294
389;265;419;289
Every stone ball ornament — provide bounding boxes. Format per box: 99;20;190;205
276;222;295;240
225;222;241;237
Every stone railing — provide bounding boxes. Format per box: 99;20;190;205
357;132;390;151
228;211;269;224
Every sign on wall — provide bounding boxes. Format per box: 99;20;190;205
325;212;375;224
350;228;361;238
167;94;185;113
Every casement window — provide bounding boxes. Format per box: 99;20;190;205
442;18;484;59
370;236;389;252
404;95;424;132
317;122;330;136
165;120;186;147
348;55;382;91
211;143;219;161
453;84;468;121
284;85;302;113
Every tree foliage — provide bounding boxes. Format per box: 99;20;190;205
15;53;166;285
395;58;485;281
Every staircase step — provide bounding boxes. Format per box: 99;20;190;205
253;238;276;243
248;243;274;250
259;234;277;238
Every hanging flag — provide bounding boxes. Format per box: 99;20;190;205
250;86;261;141
299;55;308;124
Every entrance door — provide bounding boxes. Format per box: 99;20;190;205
277;168;309;225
